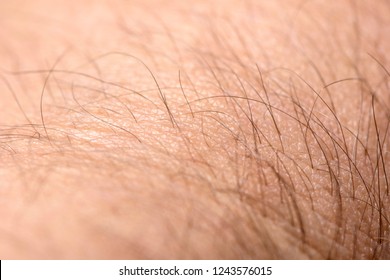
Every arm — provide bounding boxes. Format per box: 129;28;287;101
0;0;389;259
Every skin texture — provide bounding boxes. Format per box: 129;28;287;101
0;0;389;259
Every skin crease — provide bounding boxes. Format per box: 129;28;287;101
0;0;389;259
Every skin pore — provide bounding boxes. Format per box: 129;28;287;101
0;0;389;259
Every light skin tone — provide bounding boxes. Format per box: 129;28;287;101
0;0;389;259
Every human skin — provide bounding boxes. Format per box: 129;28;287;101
0;0;389;259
